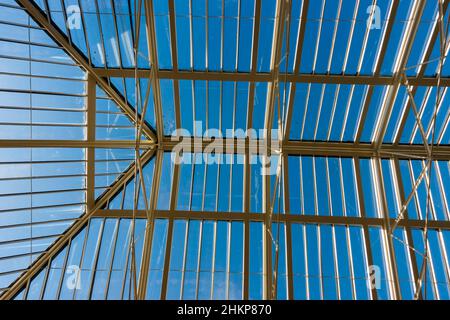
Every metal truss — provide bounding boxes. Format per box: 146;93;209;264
1;0;450;300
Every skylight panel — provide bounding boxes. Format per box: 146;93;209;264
299;0;325;73
399;159;449;222
146;219;168;299
404;0;439;76
419;2;450;77
205;81;220;137
249;221;263;299
398;86;433;144
380;0;415;75
256;0;276;72
176;80;251;138
0;8;87;141
313;0;339;74
383;86;409;143
426;229;450;299
178;80;194;135
410;228;440;299
96;86;136;140
46;1;67;36
94;148;137;199
115;7;135;68
96;78;155;139
289;83;369;142
156;152;174;210
173;0;255;72
153;0;172;70
291;223;371;300
344;1;386;75
14;218;149;300
0;147;86;291
360;85;388;142
160;79;176;136
252;82;269;139
98;12;121;68
165;219;244;300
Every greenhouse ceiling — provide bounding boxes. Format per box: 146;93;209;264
0;0;449;301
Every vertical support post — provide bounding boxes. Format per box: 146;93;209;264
373;157;401;299
160;153;180;299
283;155;294;299
263;0;287;301
87;74;96;211
374;0;425;148
263;164;272;300
392;157;422;299
145;0;164;141
243;143;251;299
137;149;164;299
283;0;309;141
354;157;378;300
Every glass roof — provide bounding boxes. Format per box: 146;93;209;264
0;0;449;300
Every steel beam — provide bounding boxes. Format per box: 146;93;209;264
159;152;180;299
136;150;164;299
0;138;449;160
283;0;309;141
392;157;422;299
0;139;156;149
373;157;401;299
86;75;96;211
354;157;378;300
93;209;450;230
92;68;450;87
144;0;164;141
242;0;262;300
263;0;288;299
282;155;294;299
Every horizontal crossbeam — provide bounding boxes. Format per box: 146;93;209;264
94;209;450;230
93;68;450;87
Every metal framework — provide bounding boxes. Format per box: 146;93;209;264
0;0;449;300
